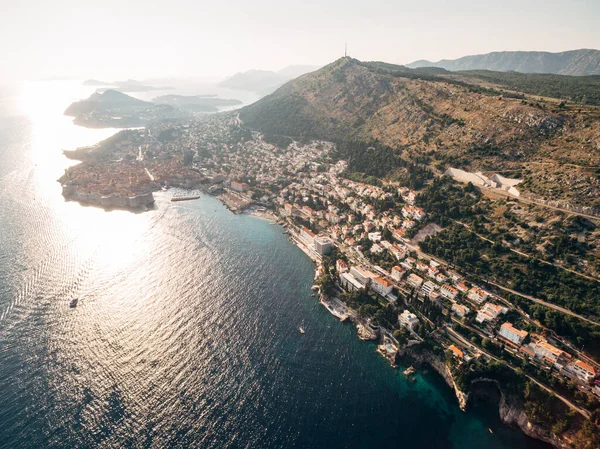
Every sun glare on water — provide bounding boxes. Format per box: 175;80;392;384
14;80;154;279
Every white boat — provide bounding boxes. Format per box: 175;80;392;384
299;327;305;334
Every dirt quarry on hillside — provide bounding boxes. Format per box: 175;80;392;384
445;167;522;197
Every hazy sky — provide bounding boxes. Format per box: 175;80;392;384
1;0;599;82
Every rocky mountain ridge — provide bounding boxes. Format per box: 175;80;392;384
407;49;600;76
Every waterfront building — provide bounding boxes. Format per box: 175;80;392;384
399;310;419;331
300;227;316;245
498;322;528;345
283;203;301;217
314;236;334;255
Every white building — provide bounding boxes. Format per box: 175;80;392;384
391;266;405;282
370;243;384;254
531;340;571;367
498;322;528;345
314;236;334;255
440;284;458;300
300;227;316;245
435;273;448;284
340;272;365;292
407;273;424;289
475;303;506;323
420;281;437;297
566;360;597;383
399;310;419;331
367;231;382;242
468;287;489;305
350;267;374;287
336;259;348;273
371;276;393;297
451;303;470;318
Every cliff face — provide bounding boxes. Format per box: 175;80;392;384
401;347;469;410
402;347;572;449
477;379;572;449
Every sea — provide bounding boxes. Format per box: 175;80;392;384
0;81;551;449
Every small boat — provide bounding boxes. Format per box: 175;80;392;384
488;428;493;434
299;327;305;334
403;366;416;376
69;298;78;308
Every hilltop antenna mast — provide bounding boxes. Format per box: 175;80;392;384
345;42;347;57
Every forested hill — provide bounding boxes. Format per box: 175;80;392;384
407;49;600;76
239;57;600;209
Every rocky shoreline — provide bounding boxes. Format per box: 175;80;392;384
400;346;570;449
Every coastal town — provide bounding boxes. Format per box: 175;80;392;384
59;111;600;440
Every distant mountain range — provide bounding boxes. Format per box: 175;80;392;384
407;49;600;76
219;65;320;96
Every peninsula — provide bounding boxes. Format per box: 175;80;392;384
64;89;187;128
64;90;243;128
